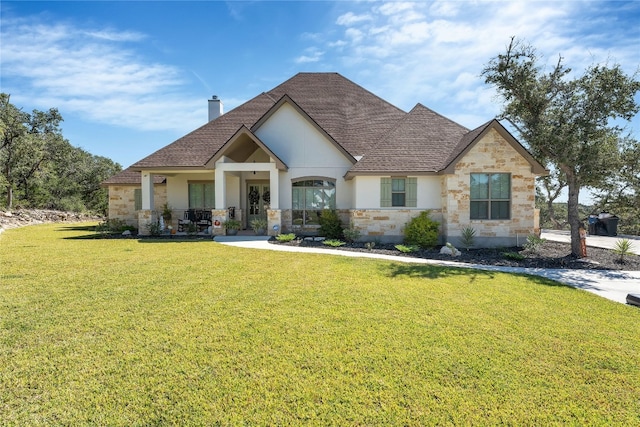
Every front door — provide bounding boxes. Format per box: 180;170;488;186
247;182;270;226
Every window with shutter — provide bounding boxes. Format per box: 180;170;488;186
381;177;416;207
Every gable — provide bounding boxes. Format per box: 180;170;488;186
205;125;287;170
254;101;354;169
346;104;469;179
442;120;547;175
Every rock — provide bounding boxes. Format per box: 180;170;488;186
0;209;103;230
440;244;461;257
122;229;132;236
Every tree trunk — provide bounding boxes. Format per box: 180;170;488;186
565;171;583;257
4;163;12;209
6;184;12;209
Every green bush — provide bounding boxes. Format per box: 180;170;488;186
342;224;361;243
404;211;439;249
395;244;420;253
503;251;525;261
323;239;346;247
318;210;343;240
613;238;636;263
275;233;296;242
523;234;546;253
459;226;476;251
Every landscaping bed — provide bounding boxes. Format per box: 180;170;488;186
272;238;640;271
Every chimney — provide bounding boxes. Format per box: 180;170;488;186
208;95;223;122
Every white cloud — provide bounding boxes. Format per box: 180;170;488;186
336;11;372;26
1;17;203;133
314;0;639;131
295;47;324;64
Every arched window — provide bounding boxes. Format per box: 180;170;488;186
292;179;336;226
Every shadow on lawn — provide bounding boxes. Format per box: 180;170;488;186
381;262;572;289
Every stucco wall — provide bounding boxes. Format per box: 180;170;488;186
352;175;442;209
255;103;354;210
441;128;537;247
108;185;166;227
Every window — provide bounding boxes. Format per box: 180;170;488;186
291;179;336;226
380;177;417;207
134;188;142;211
189;182;215;209
470;173;510;219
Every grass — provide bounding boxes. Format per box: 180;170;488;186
1;223;640;425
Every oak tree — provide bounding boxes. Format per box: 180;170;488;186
482;38;640;256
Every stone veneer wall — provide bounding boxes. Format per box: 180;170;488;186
278;208;443;243
441;128;537;247
349;209;443;243
107;185;167;227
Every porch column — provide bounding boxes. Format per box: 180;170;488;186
138;171;156;235
269;166;279;209
141;172;154;210
214;168;226;209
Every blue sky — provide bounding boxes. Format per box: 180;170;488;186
1;1;639;173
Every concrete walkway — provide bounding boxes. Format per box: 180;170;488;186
215;235;640;305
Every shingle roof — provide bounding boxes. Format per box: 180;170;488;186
130;73;406;169
347;104;469;175
108;72;544;185
101;168;166;186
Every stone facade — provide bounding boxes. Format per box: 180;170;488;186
441;128;537;247
108;185;167;228
267;209;282;236
349;209;443;243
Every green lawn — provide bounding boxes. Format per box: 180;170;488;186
1;223;640;425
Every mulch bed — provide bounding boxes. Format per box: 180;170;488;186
271;239;640;271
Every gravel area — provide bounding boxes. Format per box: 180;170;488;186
272;239;640;271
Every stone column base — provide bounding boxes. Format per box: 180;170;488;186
138;210;157;236
211;209;228;236
267;209;282;236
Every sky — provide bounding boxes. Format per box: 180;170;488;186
1;0;639;177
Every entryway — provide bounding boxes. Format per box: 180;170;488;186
247;181;270;226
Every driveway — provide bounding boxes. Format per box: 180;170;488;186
541;229;640;255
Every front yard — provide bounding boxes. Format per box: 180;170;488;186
1;224;639;425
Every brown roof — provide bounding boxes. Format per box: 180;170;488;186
347;104;469;176
106;72;543;185
101;167;166;186
130;73;406;169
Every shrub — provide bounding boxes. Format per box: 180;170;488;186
146;221;163;236
342;225;361;243
459;226;476;251
524;234;546;253
404;211;439;249
318;210;343;240
503;251;525;261
323;239;346;247
96;218;129;234
613;238;636;263
275;233;296;242
395;244;420;253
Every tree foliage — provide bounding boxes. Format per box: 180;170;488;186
0;94;121;213
482;37;640;256
591;137;640;235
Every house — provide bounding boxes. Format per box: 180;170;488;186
102;72;546;246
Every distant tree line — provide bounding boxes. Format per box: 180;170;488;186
0;93;121;214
